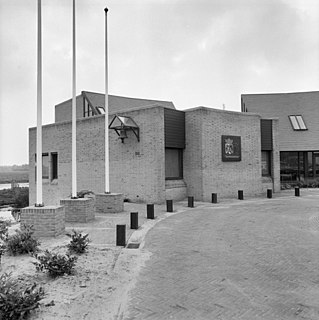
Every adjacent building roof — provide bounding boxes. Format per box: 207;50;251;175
241;91;319;151
83;91;175;112
55;91;175;123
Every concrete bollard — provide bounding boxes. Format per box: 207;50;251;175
130;212;138;229
166;200;173;212
295;187;300;197
212;193;218;204
267;189;272;199
238;190;244;200
116;224;126;246
147;204;154;219
188;196;194;208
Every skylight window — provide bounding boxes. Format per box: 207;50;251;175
96;106;105;114
288;115;307;131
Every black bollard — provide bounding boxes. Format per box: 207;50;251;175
116;224;126;246
212;193;218;204
130;212;138;229
147;204;154;219
267;189;272;199
295;187;300;197
238;190;244;200
188;196;194;208
167;200;173;212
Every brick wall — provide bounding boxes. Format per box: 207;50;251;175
29;106;166;205
184;107;263;201
242;92;319;151
60;198;95;222
271;119;281;192
21;206;65;238
55;95;83;123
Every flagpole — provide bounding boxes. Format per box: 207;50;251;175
36;0;43;206
72;0;77;198
104;7;110;193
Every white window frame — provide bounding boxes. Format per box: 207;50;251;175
288;115;307;131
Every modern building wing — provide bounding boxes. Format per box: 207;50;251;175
241;91;319;185
28;91;280;205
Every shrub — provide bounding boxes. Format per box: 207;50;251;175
0;273;45;320
77;190;94;198
0;219;10;240
66;229;90;254
5;224;40;256
0;187;29;207
33;250;78;277
13;187;29;208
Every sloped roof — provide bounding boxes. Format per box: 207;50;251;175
83;91;175;112
241;91;319;151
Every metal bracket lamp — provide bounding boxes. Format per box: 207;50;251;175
109;115;140;143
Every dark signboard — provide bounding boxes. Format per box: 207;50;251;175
221;135;241;161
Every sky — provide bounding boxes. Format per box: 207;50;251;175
0;0;318;166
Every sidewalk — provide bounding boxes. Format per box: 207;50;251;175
2;188;319;319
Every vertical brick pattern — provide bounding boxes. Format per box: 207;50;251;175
60;198;95;222
29;106;165;206
95;193;124;213
271;119;281;192
21;206;65;238
184;108;263;201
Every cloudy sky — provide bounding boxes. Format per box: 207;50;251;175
0;0;318;165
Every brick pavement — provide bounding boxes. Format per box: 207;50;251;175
121;189;319;320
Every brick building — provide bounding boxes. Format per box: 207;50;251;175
29;91;280;205
241;91;319;186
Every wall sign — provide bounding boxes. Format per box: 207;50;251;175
221;135;241;161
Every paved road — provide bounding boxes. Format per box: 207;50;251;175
123;191;319;320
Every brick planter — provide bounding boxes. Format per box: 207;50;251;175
95;193;124;213
21;205;65;238
60;197;95;223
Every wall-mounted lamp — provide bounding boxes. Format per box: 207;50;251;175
109;115;140;143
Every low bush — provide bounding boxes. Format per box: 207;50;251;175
0;219;10;240
5;224;40;256
66;229;90;254
13;187;29;208
33;250;78;277
0;273;45;320
0;187;29;207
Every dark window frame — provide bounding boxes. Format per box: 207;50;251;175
261;151;271;177
51;153;58;181
165;148;183;180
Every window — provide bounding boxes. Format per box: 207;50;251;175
288;115;307;130
96;106;105;114
35;153;49;181
83;98;93;117
165;148;183;179
261;151;271;176
51;153;58;180
35;153;58;182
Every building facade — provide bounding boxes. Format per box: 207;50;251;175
242;91;319;186
29;91;280;205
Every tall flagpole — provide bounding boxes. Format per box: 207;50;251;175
72;0;77;198
36;0;43;206
104;7;110;193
